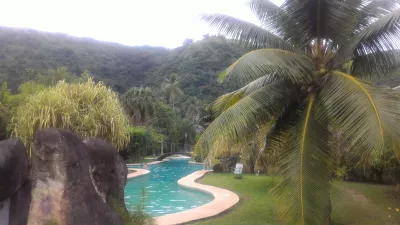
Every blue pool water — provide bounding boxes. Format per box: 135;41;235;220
124;159;214;216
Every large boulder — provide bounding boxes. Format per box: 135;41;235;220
9;181;31;225
84;138;117;202
0;138;30;225
28;128;122;225
0;138;29;201
83;138;129;221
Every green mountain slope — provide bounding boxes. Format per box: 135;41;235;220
145;36;246;101
0;27;168;92
0;27;247;102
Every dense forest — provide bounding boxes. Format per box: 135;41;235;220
0;26;250;162
0;27;246;101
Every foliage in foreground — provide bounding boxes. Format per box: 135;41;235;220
12;78;129;154
195;0;400;224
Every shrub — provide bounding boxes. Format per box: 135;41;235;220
12;78;129;155
120;126;164;162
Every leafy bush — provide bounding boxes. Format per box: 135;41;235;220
120;126;164;162
12;78;129;155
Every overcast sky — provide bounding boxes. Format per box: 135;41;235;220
0;0;282;48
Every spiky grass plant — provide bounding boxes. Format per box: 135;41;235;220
12;78;129;155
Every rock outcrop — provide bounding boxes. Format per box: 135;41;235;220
84;138;129;222
0;138;29;201
28;128;122;225
0;138;30;225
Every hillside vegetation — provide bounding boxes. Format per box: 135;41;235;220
0;27;245;101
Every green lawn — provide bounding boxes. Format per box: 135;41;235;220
189;173;400;225
331;181;400;225
190;174;278;225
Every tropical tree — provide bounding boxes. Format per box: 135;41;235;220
12;78;129;155
164;74;183;110
33;67;83;86
120;126;165;162
121;87;156;125
185;97;202;124
195;1;400;224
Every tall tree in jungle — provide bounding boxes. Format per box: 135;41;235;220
121;87;157;125
164;74;183;111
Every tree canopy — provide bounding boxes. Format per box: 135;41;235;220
121;87;157;125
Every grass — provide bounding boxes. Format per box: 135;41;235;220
331;181;400;225
189;173;400;225
190;173;278;225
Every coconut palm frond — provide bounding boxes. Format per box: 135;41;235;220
194;83;290;161
335;7;400;72
214;76;285;116
202;14;294;51
317;71;400;160
350;50;400;79
272;94;332;225
219;49;314;84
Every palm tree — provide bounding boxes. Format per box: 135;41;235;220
164;74;183;111
195;1;400;224
121;87;156;125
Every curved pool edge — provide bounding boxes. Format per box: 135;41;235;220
148;160;169;165
154;170;240;225
126;159;168;167
126;160;168;179
127;168;150;179
188;161;204;165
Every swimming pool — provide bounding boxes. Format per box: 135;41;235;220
124;159;214;216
